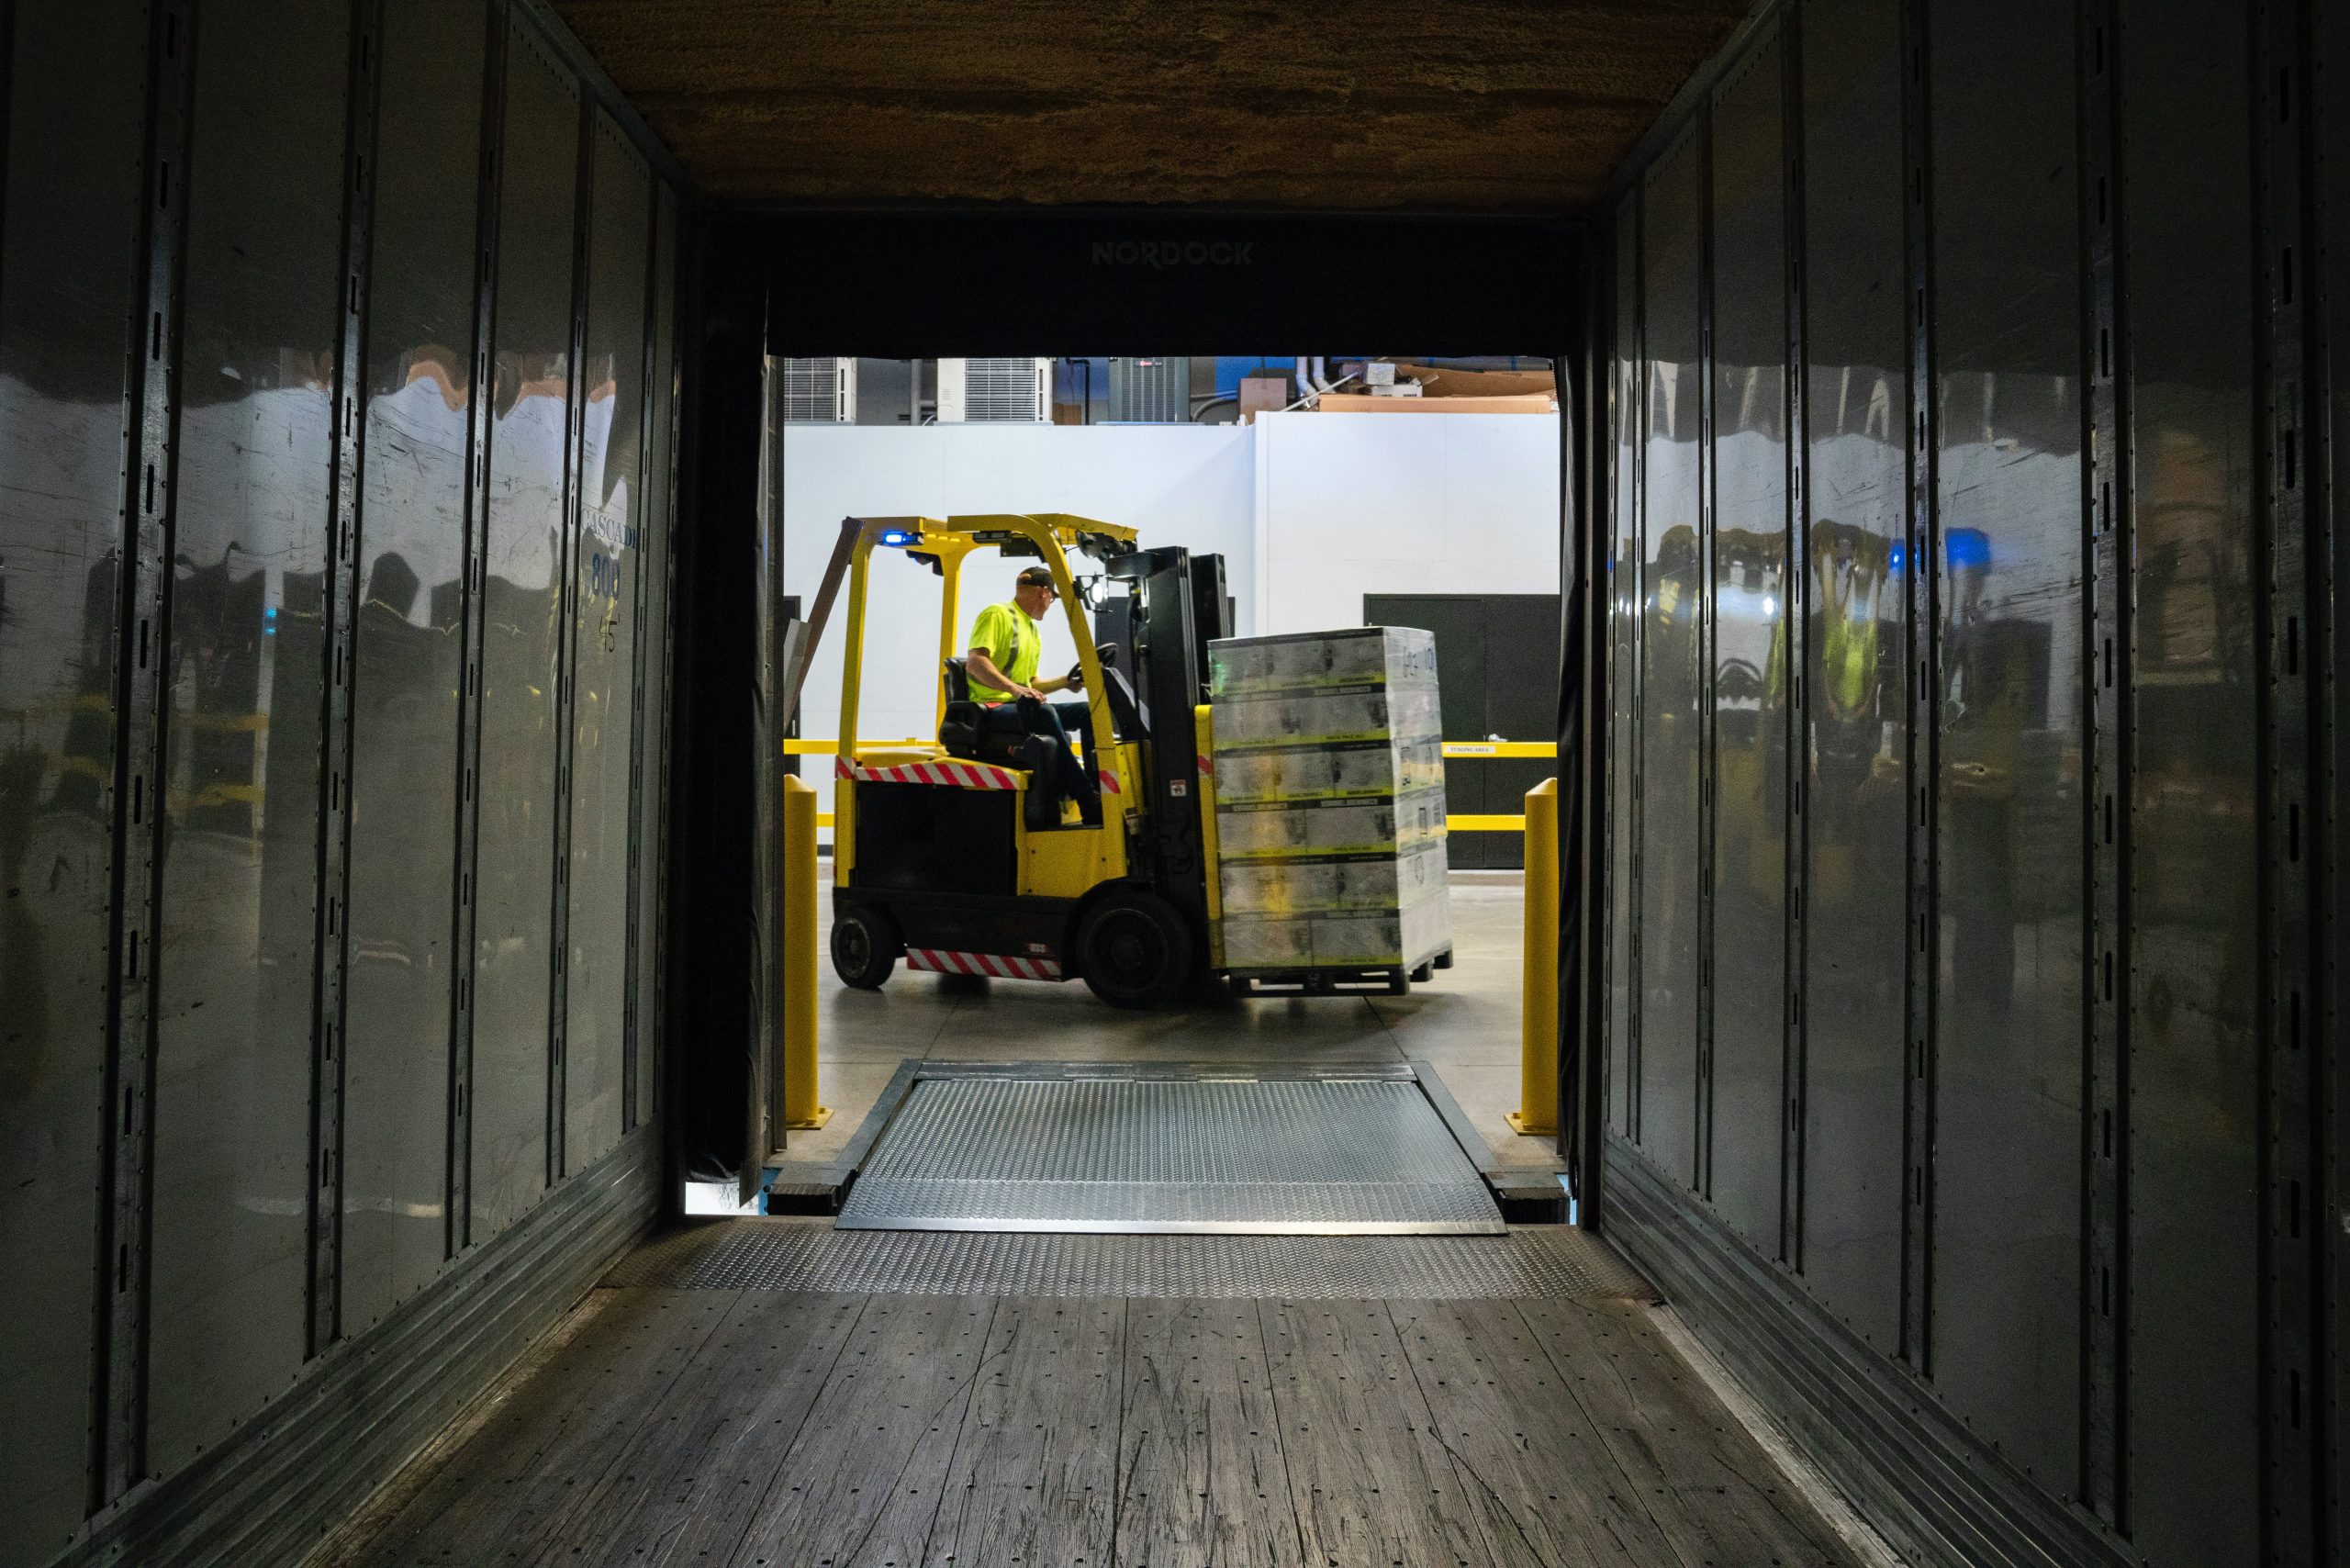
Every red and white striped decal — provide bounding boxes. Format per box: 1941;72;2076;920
1097;770;1123;794
905;947;1064;980
835;756;1023;790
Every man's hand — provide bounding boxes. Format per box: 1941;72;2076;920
967;646;1040;701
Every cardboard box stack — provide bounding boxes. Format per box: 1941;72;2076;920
1207;627;1452;975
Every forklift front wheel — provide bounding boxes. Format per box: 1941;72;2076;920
830;904;901;990
1076;889;1193;1010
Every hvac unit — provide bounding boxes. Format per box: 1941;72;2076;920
778;356;856;422
936;357;1052;422
1106;356;1192;422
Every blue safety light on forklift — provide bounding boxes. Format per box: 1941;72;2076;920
879;527;918;547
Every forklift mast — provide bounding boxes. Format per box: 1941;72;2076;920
1100;547;1231;947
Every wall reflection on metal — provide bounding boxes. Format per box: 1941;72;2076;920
340;0;488;1338
0;6;150;1557
1605;199;1640;1147
1637;124;1705;1192
1925;0;2085;1488
1596;0;2334;1562
0;0;680;1551
146;0;351;1478
1704;25;1790;1255
632;187;682;1134
473;22;581;1242
2116;2;2261;1559
1788;0;1908;1364
565;115;655;1176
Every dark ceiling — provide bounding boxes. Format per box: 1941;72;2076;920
547;0;1752;209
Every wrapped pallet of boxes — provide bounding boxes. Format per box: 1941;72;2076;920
1207;626;1454;990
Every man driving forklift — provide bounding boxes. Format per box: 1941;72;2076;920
964;565;1075;702
961;564;1095;823
817;513;1214;1007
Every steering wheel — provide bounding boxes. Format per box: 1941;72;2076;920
1069;644;1118;691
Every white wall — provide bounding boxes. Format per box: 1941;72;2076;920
781;423;1256;822
1253;410;1561;634
780;413;1561;828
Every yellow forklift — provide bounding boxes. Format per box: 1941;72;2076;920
797;513;1234;1008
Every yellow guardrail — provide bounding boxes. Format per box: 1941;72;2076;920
789;736;1553;758
791;737;1551;832
785;737;918;754
1438;741;1554;758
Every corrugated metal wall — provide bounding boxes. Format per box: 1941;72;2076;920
1595;2;2343;1564
0;2;682;1561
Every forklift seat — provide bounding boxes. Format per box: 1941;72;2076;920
939;697;1100;831
942;656;971;703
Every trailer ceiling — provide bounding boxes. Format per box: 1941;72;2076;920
546;0;1751;208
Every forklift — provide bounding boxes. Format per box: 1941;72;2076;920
794;513;1235;1008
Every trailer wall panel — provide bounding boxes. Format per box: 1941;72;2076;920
0;2;684;1559
1792;0;1908;1356
0;6;151;1558
1595;3;2337;1563
1636;127;1707;1192
340;0;489;1340
145;0;351;1478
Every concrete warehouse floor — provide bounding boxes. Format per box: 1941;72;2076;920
774;870;1545;1178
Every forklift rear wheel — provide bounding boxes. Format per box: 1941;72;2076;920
831;905;901;990
1076;889;1193;1010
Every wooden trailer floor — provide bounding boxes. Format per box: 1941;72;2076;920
319;1225;1863;1568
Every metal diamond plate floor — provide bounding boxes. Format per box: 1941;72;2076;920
606;1219;1653;1297
833;1075;1505;1235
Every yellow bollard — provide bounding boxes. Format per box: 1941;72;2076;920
781;775;831;1128
1507;778;1560;1137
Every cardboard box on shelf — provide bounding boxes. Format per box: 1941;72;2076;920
1238;375;1292;423
1312;391;1554;415
1392;363;1556;398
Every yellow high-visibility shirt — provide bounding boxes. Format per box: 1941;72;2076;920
967;600;1042;700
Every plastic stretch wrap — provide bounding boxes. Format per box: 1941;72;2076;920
1206;627;1452;971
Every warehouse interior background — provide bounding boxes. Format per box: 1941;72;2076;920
777;357;1563;840
0;2;2341;1567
